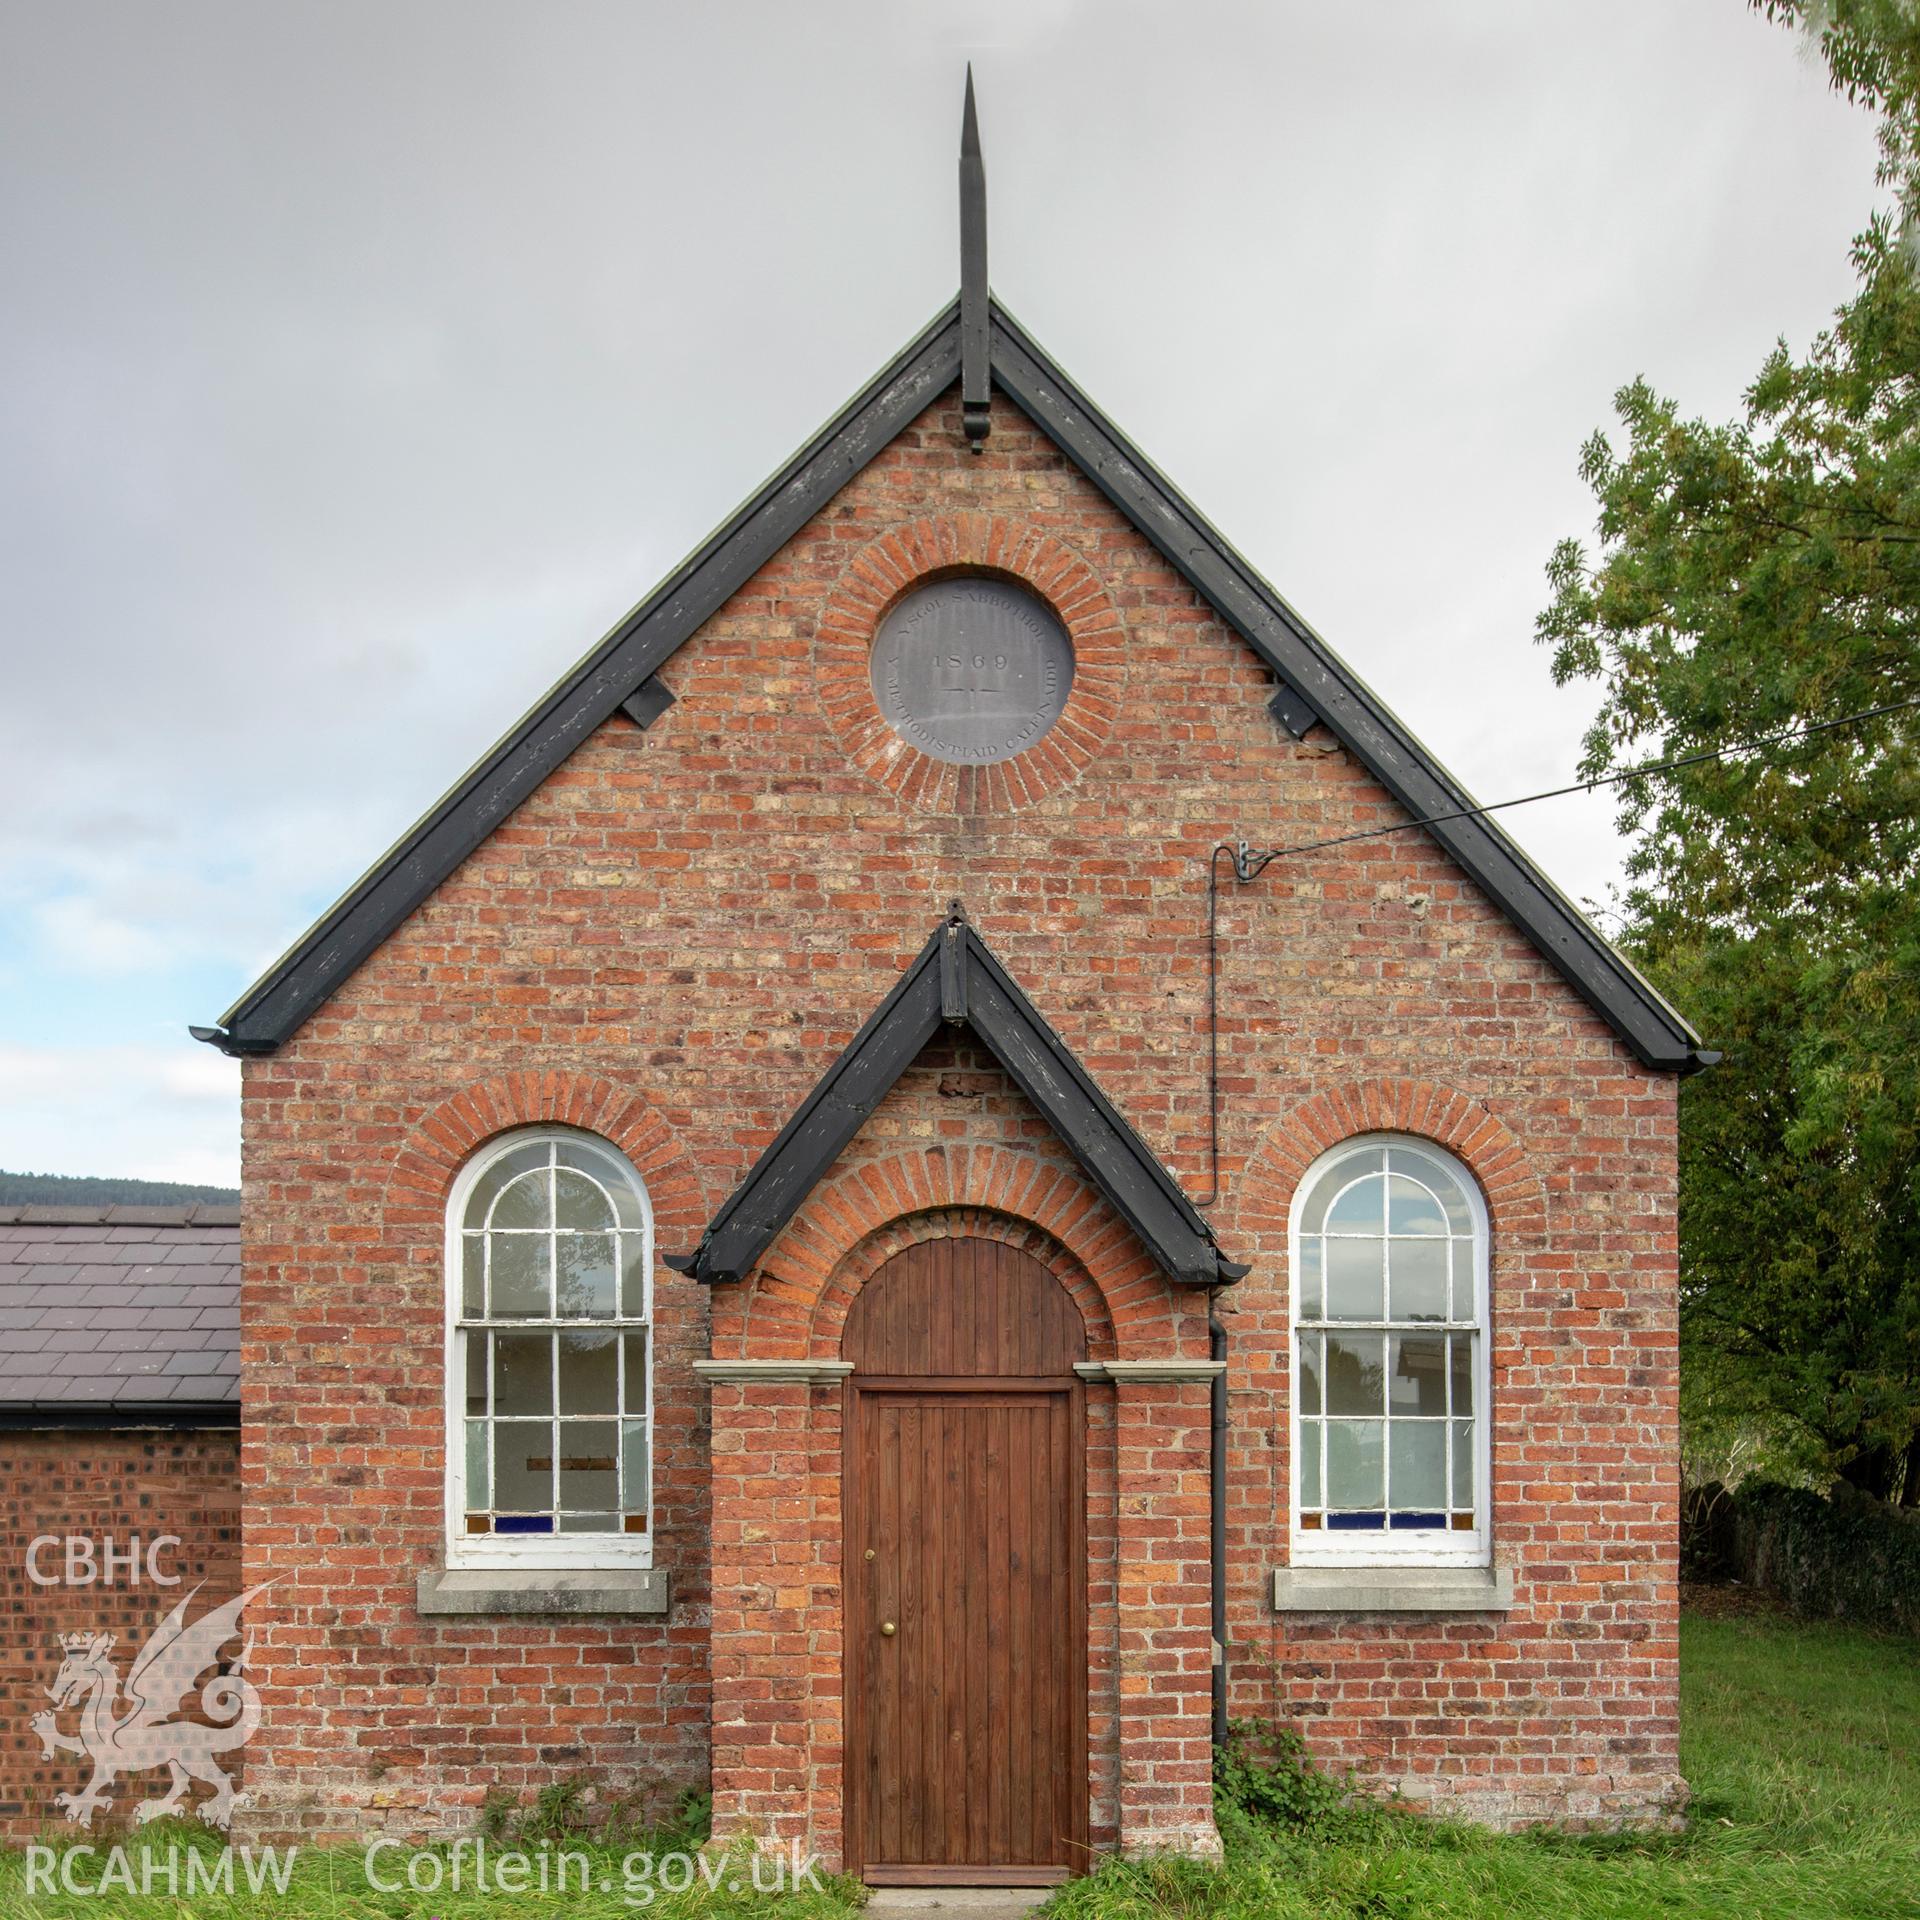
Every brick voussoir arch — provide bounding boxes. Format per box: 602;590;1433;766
813;513;1128;815
1229;1078;1548;1246
381;1068;708;1247
808;1206;1119;1366
736;1145;1186;1361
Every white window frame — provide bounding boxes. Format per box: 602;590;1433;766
443;1127;654;1571
1288;1133;1491;1570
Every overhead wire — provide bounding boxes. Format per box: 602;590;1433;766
1193;693;1920;1207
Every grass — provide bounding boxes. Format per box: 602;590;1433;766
3;1608;1917;1918
1057;1608;1920;1920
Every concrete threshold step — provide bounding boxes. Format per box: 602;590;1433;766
864;1891;1053;1917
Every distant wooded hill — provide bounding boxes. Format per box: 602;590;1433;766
0;1169;240;1206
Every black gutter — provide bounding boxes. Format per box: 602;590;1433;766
0;1403;239;1431
1209;1293;1229;1749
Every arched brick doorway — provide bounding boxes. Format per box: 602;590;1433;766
841;1236;1089;1884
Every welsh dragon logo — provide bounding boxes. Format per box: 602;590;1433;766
28;1582;271;1829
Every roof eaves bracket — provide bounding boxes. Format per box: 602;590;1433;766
1268;683;1321;741
620;675;677;731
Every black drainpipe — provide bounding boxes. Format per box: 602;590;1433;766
1209;1291;1229;1749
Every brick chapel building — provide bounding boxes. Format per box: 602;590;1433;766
192;87;1708;1878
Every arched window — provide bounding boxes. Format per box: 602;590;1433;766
445;1130;653;1569
1290;1136;1489;1566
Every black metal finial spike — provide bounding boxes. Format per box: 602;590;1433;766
959;64;991;453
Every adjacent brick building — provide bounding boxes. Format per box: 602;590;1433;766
0;1206;241;1838
178;107;1705;1877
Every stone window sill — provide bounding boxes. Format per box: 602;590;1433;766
417;1565;670;1618
1272;1565;1513;1614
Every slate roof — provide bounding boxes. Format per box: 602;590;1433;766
0;1206;239;1419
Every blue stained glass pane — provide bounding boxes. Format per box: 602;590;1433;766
495;1515;555;1535
1326;1512;1385;1530
1389;1512;1447;1529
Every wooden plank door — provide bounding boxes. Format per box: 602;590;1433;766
843;1238;1088;1885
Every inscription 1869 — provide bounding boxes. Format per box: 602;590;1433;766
868;578;1075;765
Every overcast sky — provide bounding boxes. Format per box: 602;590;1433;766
0;2;1884;1187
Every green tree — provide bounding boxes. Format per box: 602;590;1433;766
1538;0;1920;1499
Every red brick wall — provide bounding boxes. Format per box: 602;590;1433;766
241;1070;711;1842
238;385;1681;1844
1230;1079;1681;1827
0;1425;241;1838
705;1129;1210;1865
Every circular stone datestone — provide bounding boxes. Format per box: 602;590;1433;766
869;577;1075;765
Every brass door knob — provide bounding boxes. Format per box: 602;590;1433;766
879;1620;897;1637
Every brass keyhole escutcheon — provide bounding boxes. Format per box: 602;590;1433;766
879;1620;897;1637
864;1549;876;1561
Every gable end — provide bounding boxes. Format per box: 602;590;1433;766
195;300;1705;1073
